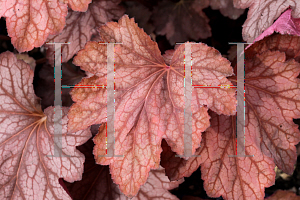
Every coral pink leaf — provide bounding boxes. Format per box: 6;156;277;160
45;0;125;65
60;0;92;12
242;48;300;174
0;0;92;52
163;35;300;200
64;138;183;200
68;15;236;197
0;51;91;199
199;112;276;200
265;190;300;200
233;0;300;42
245;33;300;62
151;0;211;45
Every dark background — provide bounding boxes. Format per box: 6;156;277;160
0;0;300;199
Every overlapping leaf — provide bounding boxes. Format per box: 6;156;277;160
250;8;300;43
161;34;300;200
160;139;202;182
0;0;92;52
201;112;276;200
45;0;125;64
243;43;300;175
162;112;276;200
0;51;91;199
64;134;183;200
68;15;236;197
233;0;300;42
245;33;300;62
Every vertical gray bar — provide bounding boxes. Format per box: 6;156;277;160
54;43;63;157
236;44;245;156
45;42;70;158
184;43;193;157
228;42;253;157
106;43;115;157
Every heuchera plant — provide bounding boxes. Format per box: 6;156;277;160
0;0;299;200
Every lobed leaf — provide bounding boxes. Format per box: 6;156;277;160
162;34;300;200
0;0;92;52
243;47;300;175
68;15;236;197
200;112;276;200
0;51;91;199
